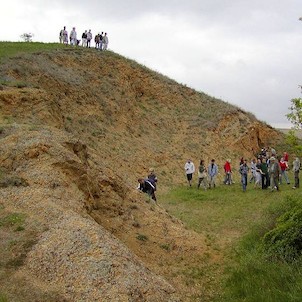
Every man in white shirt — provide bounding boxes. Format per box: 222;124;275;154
184;159;195;187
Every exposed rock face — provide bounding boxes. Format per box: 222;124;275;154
0;48;283;301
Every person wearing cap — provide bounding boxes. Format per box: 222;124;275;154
184;159;195;187
269;156;281;191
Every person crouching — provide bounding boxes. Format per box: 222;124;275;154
137;178;157;202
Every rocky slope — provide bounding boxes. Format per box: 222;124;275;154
0;47;283;301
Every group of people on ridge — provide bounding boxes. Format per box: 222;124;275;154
184;147;301;192
59;26;109;50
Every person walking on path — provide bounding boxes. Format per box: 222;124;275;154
208;159;218;189
184;159;195;187
239;159;249;192
197;160;208;190
292;157;301;189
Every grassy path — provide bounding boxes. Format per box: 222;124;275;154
160;178;301;301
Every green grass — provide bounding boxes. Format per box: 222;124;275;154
160;177;302;301
0;42;66;61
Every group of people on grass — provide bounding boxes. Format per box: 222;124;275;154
184;147;301;192
59;26;109;50
137;147;301;201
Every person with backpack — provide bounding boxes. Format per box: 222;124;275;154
197;159;207;190
137;178;157;202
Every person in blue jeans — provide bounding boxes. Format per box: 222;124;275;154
239;159;249;192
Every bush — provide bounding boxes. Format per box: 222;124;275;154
262;197;302;262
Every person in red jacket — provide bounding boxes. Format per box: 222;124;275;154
279;157;290;184
223;159;232;185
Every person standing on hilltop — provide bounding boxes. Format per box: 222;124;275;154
59;27;64;43
87;29;92;48
208;159;218;189
239;159;249;192
95;33;100;49
70;27;77;46
62;26;68;44
103;32;109;50
98;32;104;50
81;30;87;47
184;159;195;187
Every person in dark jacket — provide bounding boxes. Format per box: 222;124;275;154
137;178;157;202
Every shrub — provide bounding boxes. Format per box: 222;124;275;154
262;198;302;262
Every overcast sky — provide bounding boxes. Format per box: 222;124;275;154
1;1;302;128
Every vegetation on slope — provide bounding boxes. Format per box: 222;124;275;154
0;42;298;302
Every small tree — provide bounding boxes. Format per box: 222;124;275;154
20;33;34;42
286;97;302;129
